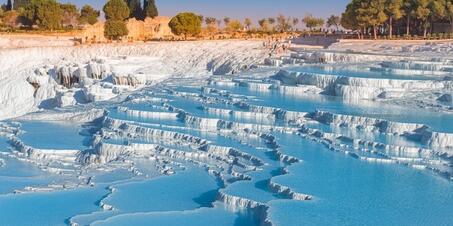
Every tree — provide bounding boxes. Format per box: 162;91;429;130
223;17;230;27
80;5;100;25
144;0;158;18
415;0;432;38
6;0;12;11
402;0;417;35
205;17;217;26
342;0;362;38
169;12;202;38
13;0;29;10
302;14;324;33
326;15;341;31
244;18;252;31
103;0;129;20
127;0;143;20
104;19;128;39
24;0;63;30
258;18;270;32
292;18;300;30
103;0;129;40
356;0;387;39
276;14;291;32
268;17;276;31
60;3;79;28
386;0;404;38
429;0;446;28
446;1;453;32
227;19;243;32
205;16;217;33
268;17;276;24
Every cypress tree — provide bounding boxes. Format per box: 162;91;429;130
6;0;12;11
127;0;143;20
144;0;158;18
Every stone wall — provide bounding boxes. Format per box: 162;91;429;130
78;16;173;43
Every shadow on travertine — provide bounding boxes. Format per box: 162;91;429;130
291;36;340;49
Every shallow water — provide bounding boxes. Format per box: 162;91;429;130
0;61;452;226
268;133;453;226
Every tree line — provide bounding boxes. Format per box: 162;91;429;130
2;0;347;40
0;0;158;31
341;0;453;39
0;0;99;30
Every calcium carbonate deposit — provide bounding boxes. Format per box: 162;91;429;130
0;40;452;226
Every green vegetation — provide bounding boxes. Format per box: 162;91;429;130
327;15;341;30
169;12;202;38
127;0;143;20
342;0;453;39
0;0;101;31
227;19;243;32
24;0;63;30
104;19;128;40
60;3;80;28
103;0;129;20
80;5;100;25
144;0;158;18
13;0;29;10
103;0;129;40
302;14;325;32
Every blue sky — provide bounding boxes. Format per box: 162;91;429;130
4;0;350;21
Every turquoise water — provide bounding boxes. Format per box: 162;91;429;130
0;186;108;226
288;64;443;80
268;133;453;226
0;63;452;226
18;121;90;150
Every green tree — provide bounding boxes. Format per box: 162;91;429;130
13;0;29;10
258;18;270;32
205;16;217;33
104;19;128;39
127;0;143;20
103;0;129;20
244;18;252;31
414;0;444;38
205;17;217;26
6;0;12;11
386;0;404;38
430;0;446;26
357;0;387;39
326;15;341;30
24;0;63;30
103;0;129;40
402;0;417;35
169;12;202;38
341;0;361;37
276;14;292;32
446;0;453;32
223;17;230;26
60;3;79;28
302;14;324;33
227;19;243;32
144;0;158;18
80;5;100;25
